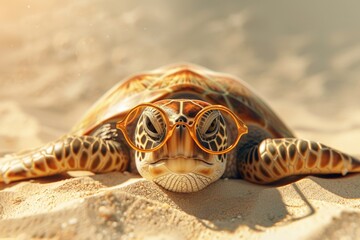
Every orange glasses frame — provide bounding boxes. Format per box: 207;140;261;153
116;103;248;155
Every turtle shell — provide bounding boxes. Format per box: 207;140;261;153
71;63;293;138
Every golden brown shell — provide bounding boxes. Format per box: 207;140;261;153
71;63;293;138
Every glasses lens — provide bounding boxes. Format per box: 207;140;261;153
195;108;240;153
124;105;167;151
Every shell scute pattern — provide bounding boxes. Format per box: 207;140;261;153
149;68;210;90
72;63;292;139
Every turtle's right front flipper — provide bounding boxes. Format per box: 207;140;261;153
238;138;360;184
0;135;129;183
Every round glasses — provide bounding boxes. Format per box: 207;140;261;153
116;103;248;155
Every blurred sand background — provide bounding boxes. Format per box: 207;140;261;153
1;1;360;239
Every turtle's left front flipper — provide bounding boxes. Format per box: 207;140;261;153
238;138;360;184
0;135;129;183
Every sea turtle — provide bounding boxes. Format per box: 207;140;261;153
1;64;360;192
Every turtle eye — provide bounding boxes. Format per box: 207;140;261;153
205;118;219;135
143;113;165;141
197;110;220;140
145;117;158;134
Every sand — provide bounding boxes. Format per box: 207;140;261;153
1;172;360;239
1;1;360;239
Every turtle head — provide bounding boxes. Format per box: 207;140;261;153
130;99;246;193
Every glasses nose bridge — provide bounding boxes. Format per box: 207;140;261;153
168;121;195;138
171;121;192;129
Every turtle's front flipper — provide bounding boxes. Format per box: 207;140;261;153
0;135;129;183
238;138;360;184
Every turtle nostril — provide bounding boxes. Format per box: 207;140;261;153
175;116;187;128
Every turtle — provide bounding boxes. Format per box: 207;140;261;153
1;63;360;193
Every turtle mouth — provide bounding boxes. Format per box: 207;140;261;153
150;157;213;166
149;157;213;175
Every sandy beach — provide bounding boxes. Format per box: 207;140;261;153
1;1;360;239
